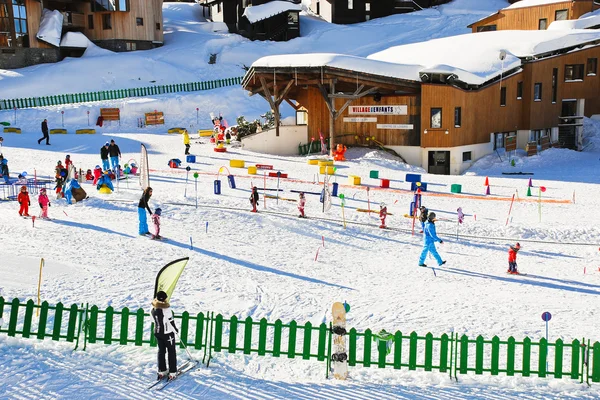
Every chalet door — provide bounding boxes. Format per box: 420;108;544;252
428;151;450;175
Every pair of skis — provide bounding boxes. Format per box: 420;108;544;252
147;359;199;391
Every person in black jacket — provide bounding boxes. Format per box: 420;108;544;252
151;291;178;381
250;186;259;212
138;187;153;235
100;142;110;171
108;139;121;172
418;206;428;233
38;119;50;145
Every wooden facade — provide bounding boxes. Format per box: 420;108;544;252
310;0;451;24
199;0;300;41
469;0;599;32
5;0;163;52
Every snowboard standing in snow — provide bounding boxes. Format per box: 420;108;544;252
331;302;348;380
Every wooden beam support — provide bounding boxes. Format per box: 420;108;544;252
284;97;300;111
260;76;280;137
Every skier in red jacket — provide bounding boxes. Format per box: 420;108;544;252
379;202;388;229
508;242;521;274
17;185;30;216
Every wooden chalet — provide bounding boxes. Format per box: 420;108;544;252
309;0;451;24
0;0;163;69
242;32;600;175
198;0;301;41
469;0;600;32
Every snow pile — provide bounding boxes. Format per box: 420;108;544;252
243;1;302;24
583;116;600;151
504;0;570;9
549;8;600;31
60;32;90;48
36;9;63;47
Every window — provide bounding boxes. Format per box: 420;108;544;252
287;12;298;25
156;22;161;30
500;87;507;106
136;17;143;26
587;58;597;76
534;83;542;101
552;68;557;103
0;0;28;48
92;0;129;12
565;64;584;81
217;3;221;13
494;133;506;150
126;42;136;51
538;18;547;30
430;108;442;129
454;107;461;127
316;1;320;15
88;14;94;29
365;3;370;11
555;9;568;21
462;151;472;162
102;13;112;30
476;25;497;32
348;0;353;10
517;81;523;99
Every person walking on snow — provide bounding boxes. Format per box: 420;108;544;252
183;130;191;155
151;291;179;382
100;142;110;172
151;208;162;240
38;188;51;219
1;157;9;184
108;139;121;172
38;119;50;145
250;186;259;213
418;212;446;267
138;187;153;235
298;192;306;218
17;185;31;216
379;202;388;229
508;243;521;274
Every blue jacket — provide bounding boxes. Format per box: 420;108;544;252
423;221;442;244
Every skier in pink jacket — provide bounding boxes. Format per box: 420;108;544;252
38;188;51;219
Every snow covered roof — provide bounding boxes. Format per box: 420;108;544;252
549;8;600;30
36;9;63;47
60;32;91;48
243;1;302;24
503;0;571;10
251;29;600;86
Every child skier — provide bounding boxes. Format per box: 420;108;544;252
379;202;388;229
38;188;51;219
64;154;73;170
183;129;190;155
508;242;521;274
55;161;66;199
151;208;162;240
1;157;9;184
85;169;94;181
418;212;446;267
92;165;102;185
151;291;179;382
250;186;259;212
17;185;31;216
418;206;428;233
298;192;306;218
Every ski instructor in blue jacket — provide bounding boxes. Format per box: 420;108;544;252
418;212;446;267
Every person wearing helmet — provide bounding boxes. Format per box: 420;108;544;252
298;192;307;218
92;165;102;185
54;161;67;199
64;154;73;170
418;212;446;267
250;186;259;213
38;188;51;219
151;290;179;382
379;202;388;229
418;205;428;233
151;208;163;240
508;243;521;274
17;185;31;217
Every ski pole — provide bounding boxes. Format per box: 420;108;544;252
175;333;197;363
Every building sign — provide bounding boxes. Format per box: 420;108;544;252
343;117;377;123
377;124;414;130
349;105;407;115
505;136;517;152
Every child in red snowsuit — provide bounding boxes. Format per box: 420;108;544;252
92;166;102;185
298;192;306;218
65;155;73;170
508;243;521;274
85;169;94;181
250;186;259;212
17;185;30;216
379;203;388;229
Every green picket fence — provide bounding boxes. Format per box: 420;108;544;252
0;77;244;110
2;296;600;384
298;137;331;156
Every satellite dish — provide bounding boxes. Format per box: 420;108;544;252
499;50;507;61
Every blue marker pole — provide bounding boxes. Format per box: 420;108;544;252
542;311;552;371
206;221;208;234
190;236;193;250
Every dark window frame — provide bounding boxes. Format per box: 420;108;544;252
156;22;161;30
454;106;461;127
587;58;597;76
555;9;568;21
538;18;547;30
552;68;558;103
430;107;442;129
564;64;584;81
462;151;472;162
500;87;507;106
534;83;542;101
88;14;94;29
102;13;112;30
476;24;497;32
517;81;523;99
136;17;143;26
0;0;28;48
